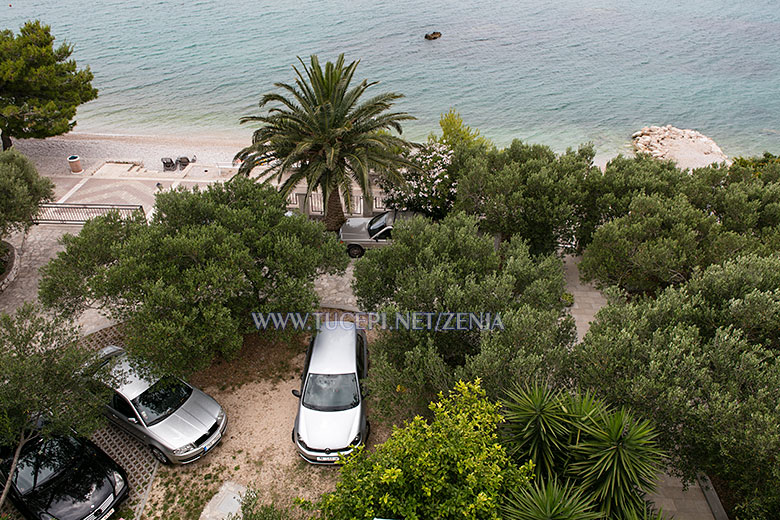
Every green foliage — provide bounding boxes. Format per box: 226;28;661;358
575;154;685;250
379;141;456;219
431;109;492;149
456;140;594;255
316;380;534;520
568;255;780;518
501;384;571;480
502;479;602;520
579;193;763;295
569;409;662;518
731;151;780;174
0;20;97;148
235;54;415;230
501;385;664;520
0;303;115;509
39;177;346;377
352;213;574;418
0;149;54;236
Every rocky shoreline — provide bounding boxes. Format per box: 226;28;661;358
632;125;729;170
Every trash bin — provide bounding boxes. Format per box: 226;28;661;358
67;155;83;174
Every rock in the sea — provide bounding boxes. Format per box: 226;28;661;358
425;31;442;40
631;125;729;170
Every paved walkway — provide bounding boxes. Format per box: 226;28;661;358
562;255;715;520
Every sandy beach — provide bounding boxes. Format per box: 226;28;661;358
12;132;250;178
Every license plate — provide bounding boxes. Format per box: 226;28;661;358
203;434;220;453
99;508;114;520
317;455;338;462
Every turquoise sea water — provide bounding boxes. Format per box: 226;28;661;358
3;0;779;156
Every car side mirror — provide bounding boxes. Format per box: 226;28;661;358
292;389;301;398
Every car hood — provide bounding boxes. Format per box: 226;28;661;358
24;444;118;520
298;404;362;450
339;218;372;239
149;388;221;447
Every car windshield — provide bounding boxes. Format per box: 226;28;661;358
302;373;360;411
366;212;390;237
8;436;82;495
132;377;192;426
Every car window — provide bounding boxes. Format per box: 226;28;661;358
8;436;82;495
374;227;391;240
111;392;136;419
367;212;389;237
132;377;192;426
302;373;359;411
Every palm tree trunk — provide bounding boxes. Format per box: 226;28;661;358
1;133;11;151
324;190;346;231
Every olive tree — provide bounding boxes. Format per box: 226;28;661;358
39;177;347;377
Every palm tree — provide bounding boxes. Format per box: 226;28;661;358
235;54;416;231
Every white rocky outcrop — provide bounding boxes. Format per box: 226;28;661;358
632;125;729;170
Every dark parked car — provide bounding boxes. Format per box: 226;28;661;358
0;434;128;520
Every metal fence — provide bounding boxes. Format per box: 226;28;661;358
35;203;145;224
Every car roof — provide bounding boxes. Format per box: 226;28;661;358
98;347;155;401
308;321;358;375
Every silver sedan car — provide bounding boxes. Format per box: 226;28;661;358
97;346;227;464
292;321;369;464
338;210;417;258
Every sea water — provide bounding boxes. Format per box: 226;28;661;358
2;0;779;156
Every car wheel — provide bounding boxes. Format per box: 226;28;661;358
150;446;171;465
347;245;364;258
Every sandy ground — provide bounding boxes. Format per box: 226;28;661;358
12;133;250;178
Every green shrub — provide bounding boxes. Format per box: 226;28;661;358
502;478;601;520
568;255;780;518
579;193;763;295
501;385;664;520
456;141;593;255
316;380;534;520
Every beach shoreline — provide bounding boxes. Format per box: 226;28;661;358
11;125;731;180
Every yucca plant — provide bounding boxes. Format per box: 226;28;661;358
236;54;416;230
501;383;572;479
564;390;609;447
568;408;664;519
503;478;602;520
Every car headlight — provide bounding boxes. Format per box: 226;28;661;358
352;433;362;446
217;409;225;424
112;470;126;493
173;443;196;455
296;432;308;450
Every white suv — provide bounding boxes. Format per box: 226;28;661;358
291;321;369;463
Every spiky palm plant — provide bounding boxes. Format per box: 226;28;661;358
236;54;416;231
568;408;664;519
501;383;572;479
503;478;603;520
